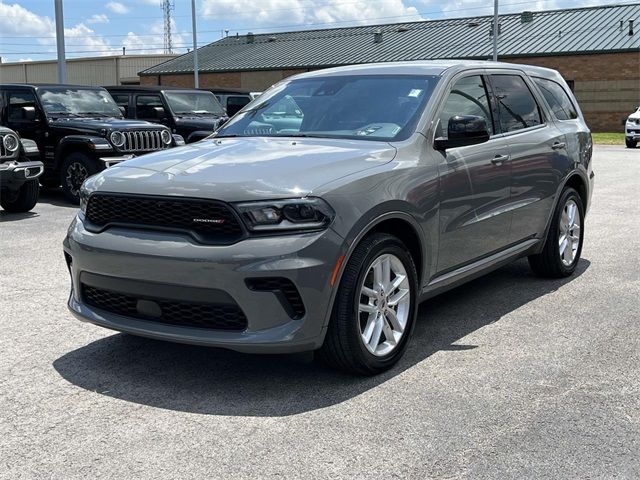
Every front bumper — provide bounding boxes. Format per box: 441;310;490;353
0;160;44;186
63;215;345;353
626;124;640;140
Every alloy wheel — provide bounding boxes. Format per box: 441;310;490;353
358;253;411;357
558;198;581;266
65;162;88;198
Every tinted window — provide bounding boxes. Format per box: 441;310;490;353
136;95;167;120
533;77;578;120
8;91;38;121
164;91;225;116
440;75;493;137
226;96;251;116
216;75;439;141
491;75;542;133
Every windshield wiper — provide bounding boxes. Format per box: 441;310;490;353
48;111;82;118
80;112;114;118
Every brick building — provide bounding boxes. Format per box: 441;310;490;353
140;4;640;131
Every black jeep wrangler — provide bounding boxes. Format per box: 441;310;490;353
0;126;43;213
0;84;184;203
106;86;228;143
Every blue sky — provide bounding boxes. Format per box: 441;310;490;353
0;0;626;62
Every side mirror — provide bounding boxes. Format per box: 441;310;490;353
434;115;490;151
153;106;168;120
118;106;127;116
21;106;37;121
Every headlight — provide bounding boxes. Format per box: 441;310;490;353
234;197;334;232
79;184;90;213
161;130;172;144
110;131;125;148
3;133;19;152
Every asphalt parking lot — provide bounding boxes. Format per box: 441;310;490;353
1;145;638;479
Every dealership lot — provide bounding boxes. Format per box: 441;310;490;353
1;145;638;478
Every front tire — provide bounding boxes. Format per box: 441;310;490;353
625;138;637;149
319;233;418;375
528;187;584;278
61;153;99;204
0;179;39;213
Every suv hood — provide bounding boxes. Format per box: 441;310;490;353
89;137;396;202
49;117;163;131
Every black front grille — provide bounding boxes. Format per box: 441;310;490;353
0;136;6;158
85;193;245;244
82;284;248;330
246;277;306;320
122;130;169;152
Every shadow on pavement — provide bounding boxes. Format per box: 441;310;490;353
37;188;76;208
54;258;590;417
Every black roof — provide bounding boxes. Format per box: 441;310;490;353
0;83;108;89
104;85;209;92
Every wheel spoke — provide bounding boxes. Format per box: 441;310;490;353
568;203;576;227
385;308;404;333
382;319;396;346
359;303;376;313
390;274;406;292
373;260;384;287
368;316;384;350
362;314;376;343
388;288;409;307
361;286;377;299
559;237;568;254
382;256;391;289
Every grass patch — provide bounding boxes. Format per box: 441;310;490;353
592;132;625;145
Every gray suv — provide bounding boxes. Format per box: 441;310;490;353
64;61;593;375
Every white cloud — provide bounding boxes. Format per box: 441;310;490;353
122;18;187;54
0;1;55;37
106;1;130;14
87;14;109;24
201;0;422;28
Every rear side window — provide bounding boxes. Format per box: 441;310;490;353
532;77;578;120
439;75;494;137
8;91;38;121
490;75;542;133
226;96;251;116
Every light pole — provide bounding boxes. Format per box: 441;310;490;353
492;0;499;61
191;0;199;88
54;0;66;83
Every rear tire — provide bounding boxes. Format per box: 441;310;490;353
528;187;584;278
625;138;637;149
0;179;39;213
318;233;418;375
60;153;99;204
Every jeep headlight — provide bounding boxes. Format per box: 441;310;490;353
3;133;19;153
110;131;125;148
234;197;334;232
161;130;172;145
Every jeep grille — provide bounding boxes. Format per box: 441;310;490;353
121;130;169;152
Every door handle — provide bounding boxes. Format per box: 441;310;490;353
491;154;510;166
552;142;566;150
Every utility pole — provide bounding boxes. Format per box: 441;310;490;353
492;0;499;61
191;0;199;88
54;0;66;83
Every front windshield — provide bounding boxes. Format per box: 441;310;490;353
165;91;225;116
38;87;123;118
215;74;438;141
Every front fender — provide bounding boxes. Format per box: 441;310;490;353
55;136;113;167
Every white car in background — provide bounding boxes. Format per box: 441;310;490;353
626;106;640;148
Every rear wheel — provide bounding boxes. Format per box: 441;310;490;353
625;138;637;149
0;179;39;213
528;187;584;278
61;153;99;204
319;233;418;375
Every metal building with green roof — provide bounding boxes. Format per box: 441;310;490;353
140;3;640;131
